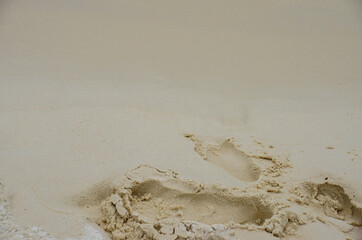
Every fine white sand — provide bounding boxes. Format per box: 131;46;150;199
0;1;361;239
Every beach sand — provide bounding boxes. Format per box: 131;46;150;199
0;1;361;239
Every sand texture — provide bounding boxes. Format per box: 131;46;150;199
1;0;362;239
95;137;362;240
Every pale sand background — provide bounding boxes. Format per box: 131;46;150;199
0;0;361;239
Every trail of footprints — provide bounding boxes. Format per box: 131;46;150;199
96;135;362;240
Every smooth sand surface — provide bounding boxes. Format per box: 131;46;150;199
0;0;361;239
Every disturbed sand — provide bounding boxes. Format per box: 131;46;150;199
1;0;362;239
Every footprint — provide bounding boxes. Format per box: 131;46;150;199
185;135;261;182
291;181;362;235
129;176;272;225
307;182;362;224
98;165;274;239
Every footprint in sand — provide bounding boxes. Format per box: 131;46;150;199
185;135;261;182
98;165;274;240
292;182;362;224
124;166;272;225
291;181;362;239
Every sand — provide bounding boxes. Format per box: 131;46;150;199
94;139;361;240
0;0;362;239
